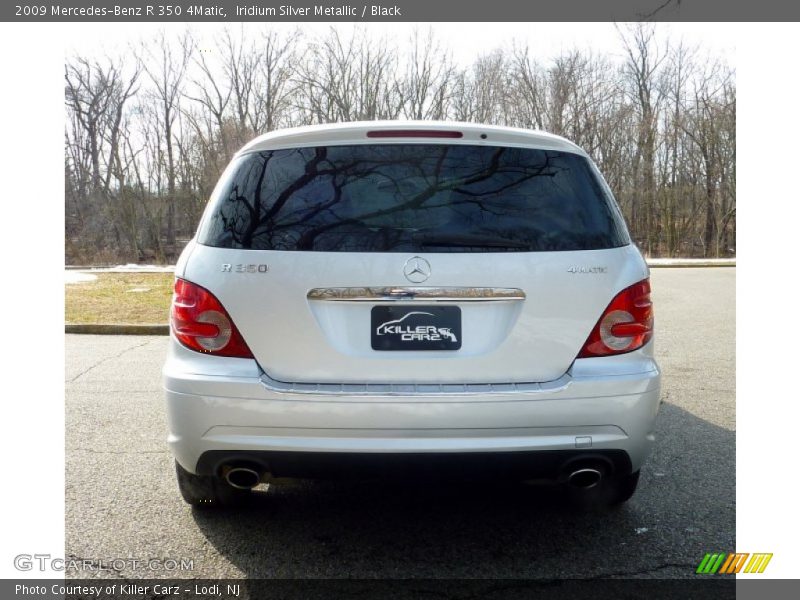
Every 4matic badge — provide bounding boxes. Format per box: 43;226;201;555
567;266;608;274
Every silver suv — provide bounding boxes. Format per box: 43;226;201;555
164;122;661;507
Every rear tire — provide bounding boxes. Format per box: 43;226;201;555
175;461;250;508
608;470;640;505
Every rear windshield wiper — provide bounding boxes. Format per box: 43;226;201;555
414;233;530;250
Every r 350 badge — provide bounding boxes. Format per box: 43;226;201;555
221;264;269;273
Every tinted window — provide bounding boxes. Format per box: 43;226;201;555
197;144;629;252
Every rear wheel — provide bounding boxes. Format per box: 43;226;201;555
174;461;250;508
608;470;640;505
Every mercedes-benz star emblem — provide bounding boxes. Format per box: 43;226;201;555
403;256;431;283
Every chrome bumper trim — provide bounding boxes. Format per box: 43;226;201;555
259;371;571;396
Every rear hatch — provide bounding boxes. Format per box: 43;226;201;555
184;138;645;384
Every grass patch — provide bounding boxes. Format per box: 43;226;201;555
65;272;174;324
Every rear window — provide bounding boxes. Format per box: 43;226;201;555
197;144;629;252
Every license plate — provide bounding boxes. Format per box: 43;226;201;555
371;306;462;351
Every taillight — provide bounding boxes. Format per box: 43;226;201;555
577;279;654;358
170;278;254;358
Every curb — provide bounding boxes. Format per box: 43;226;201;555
648;263;736;268
65;324;169;335
647;259;736;268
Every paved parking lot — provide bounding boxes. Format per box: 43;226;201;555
65;267;735;579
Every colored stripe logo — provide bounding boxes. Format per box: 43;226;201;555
697;553;773;574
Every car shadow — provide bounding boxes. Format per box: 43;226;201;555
189;402;735;583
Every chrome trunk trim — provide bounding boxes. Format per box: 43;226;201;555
307;287;526;303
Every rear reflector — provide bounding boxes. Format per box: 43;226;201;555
170;278;254;358
366;129;463;138
577;279;654;358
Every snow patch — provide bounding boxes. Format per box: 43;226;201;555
102;264;175;273
65;272;97;284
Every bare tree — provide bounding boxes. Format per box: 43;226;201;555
140;31;193;255
400;28;455;120
251;28;299;132
618;23;667;254
294;27;402;123
64;25;736;264
470;50;510;125
508;45;547;129
680;61;735;257
65;55;140;260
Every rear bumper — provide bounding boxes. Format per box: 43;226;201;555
195;449;634;481
163;341;661;477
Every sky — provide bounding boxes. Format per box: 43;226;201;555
65;22;738;67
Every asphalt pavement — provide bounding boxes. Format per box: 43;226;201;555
65;267;735;579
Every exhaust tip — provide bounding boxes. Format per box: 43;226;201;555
225;467;261;489
567;468;603;489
